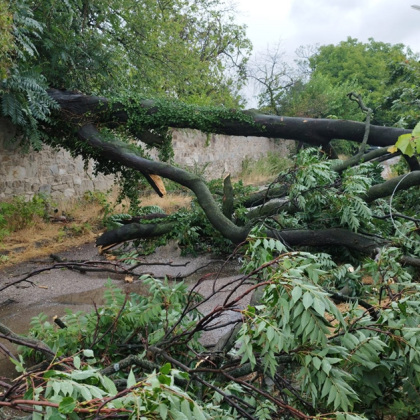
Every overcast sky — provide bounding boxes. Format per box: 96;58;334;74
236;0;420;105
238;0;420;56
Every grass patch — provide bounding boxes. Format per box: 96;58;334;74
238;152;292;185
0;189;192;267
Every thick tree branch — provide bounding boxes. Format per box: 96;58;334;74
48;89;411;148
78;124;248;244
266;228;387;254
365;171;420;203
79;124;395;253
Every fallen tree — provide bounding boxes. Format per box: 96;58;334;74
25;89;415;255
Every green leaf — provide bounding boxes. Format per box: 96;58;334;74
23;388;33;400
321;358;332;375
58;397;76;414
101;376;118;396
181;399;192;420
83;349;94;358
312;357;322;370
302;292;313;310
60;381;73;397
266;326;275;341
312;298;326;317
79;385;92;401
158;374;171;386
412;121;420;137
70;371;96;380
127;369;136;388
192;404;207;420
327;385;337;406
291;286;302;303
52;380;61;395
159;403;168;420
160;363;171;375
44;370;59;379
73;356;80;370
396;133;416;157
48;413;65;420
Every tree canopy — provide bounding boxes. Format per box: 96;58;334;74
254;37;419;129
1;0;251;149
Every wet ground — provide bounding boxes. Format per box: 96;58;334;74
0;241;248;379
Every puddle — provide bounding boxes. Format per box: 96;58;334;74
0;282;150;379
0;253;243;381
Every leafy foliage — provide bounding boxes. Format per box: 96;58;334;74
0;0;13;79
260;148;376;233
237;234;420;418
12;231;420;419
308;37;413;125
24;277;204;362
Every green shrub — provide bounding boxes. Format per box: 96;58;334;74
0;193;53;240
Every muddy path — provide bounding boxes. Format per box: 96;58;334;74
0;241;249;379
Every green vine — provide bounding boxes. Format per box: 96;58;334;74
120;95;257;137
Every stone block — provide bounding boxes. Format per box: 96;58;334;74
52;184;65;191
64;188;75;197
39;184;51;195
49;164;59;175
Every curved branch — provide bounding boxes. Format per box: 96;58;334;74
79;124;248;244
96;221;177;246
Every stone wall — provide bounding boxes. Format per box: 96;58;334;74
0;118;296;200
0;119;114;200
171;129;295;179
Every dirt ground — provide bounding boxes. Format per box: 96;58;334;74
0;240;249;378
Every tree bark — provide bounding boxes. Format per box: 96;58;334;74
96;222;177;246
268;228;387;254
97;220;387;254
241;185;288;208
222;174;234;220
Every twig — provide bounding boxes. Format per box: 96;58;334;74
0;323;55;361
373;213;420;224
152;347;258;420
0;342;18;361
332;92;373;173
164;260;224;280
91;294;128;348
